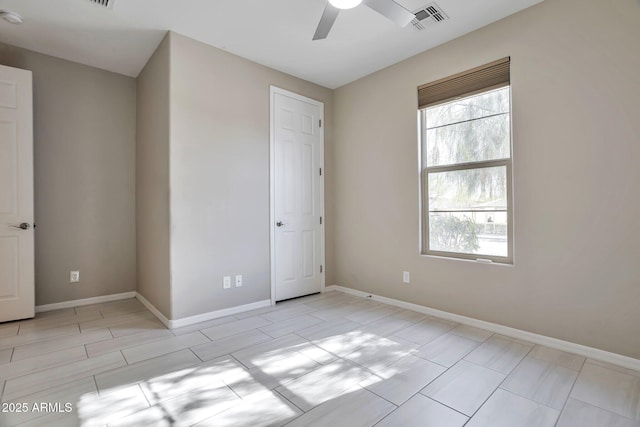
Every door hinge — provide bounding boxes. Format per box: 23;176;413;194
320;216;323;225
320;265;323;273
319;119;322;127
319;167;322;176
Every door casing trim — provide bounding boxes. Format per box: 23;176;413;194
269;86;325;305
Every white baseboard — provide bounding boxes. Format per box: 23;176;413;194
326;285;640;372
167;299;273;329
35;291;136;313
135;292;272;329
135;292;172;329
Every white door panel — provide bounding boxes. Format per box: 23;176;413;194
272;88;323;302
0;64;34;322
0;120;18;214
0;236;19;297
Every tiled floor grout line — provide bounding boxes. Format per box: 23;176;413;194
7;374;95;404
358;383;400;409
460;339;533;377
227;353;251;371
136;382;153;408
189;347;205;363
552;358;624;426
357;373;401;408
222;381;244;402
423;394;470;420
3;295;639;427
293;325;452;423
210;347;309;425
463;386;499;425
203;329;213;341
565;395;640;424
454;343;538;426
92;375;100;396
496;386;564;412
370;407;398;427
120;349;129;365
495;342;536;387
552;356;585;427
272;387;306;416
365;357;466;426
461;356;513;375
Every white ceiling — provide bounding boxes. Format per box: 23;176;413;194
0;0;542;89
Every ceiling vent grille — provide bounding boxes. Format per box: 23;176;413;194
411;3;448;31
88;0;115;9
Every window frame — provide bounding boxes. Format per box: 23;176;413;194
419;87;514;264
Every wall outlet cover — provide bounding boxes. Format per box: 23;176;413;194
70;271;80;283
402;271;410;284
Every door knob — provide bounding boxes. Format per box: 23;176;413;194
276;221;285;227
10;222;31;230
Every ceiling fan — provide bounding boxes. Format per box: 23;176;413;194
313;0;415;40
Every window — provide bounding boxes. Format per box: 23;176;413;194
419;58;513;263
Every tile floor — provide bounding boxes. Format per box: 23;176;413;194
0;291;638;426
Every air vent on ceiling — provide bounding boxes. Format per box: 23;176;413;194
88;0;115;9
411;3;448;31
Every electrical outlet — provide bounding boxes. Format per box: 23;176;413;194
70;271;80;283
402;271;410;284
235;275;243;287
223;276;231;289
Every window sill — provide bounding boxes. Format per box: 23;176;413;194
419;253;514;267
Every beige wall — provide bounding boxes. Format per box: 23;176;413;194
136;35;173;317
0;43;137;305
168;32;334;319
332;0;640;358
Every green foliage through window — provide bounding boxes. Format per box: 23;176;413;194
429;215;480;253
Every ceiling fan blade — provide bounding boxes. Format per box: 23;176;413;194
313;3;340;40
363;0;415;27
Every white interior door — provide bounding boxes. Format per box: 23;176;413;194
271;87;324;302
0;64;34;322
